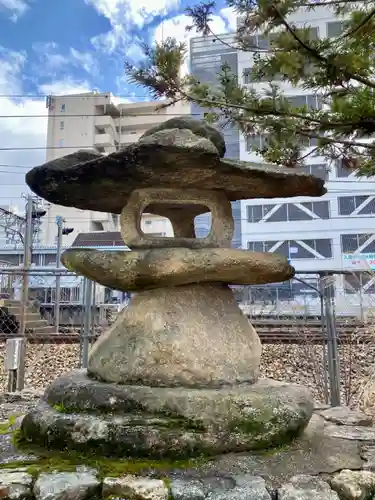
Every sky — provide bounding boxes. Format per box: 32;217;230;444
0;0;236;210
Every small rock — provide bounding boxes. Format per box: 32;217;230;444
318;407;373;427
361;445;375;470
0;468;33;500
278;475;339;500
3;389;42;404
330;469;375;500
170;479;206;500
313;402;330;411
33;470;100;500
206;475;271;500
103;475;169;500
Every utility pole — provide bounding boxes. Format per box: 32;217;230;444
16;195;33;390
54;216;73;332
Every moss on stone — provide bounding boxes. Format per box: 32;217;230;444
0;452;206;480
0;414;22;435
52;403;71;414
2;427;208;481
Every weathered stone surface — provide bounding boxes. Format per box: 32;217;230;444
329;469;375;500
0;430;38;467
228;475;272;500
33;470;101;500
21;376;313;458
44;370;312;429
197;414;364;487
0;468;33;500
88;283;262;387
25;120;326;214
323;424;375;442
148;475;272;500
278;475;339;500
120;188;234;249
169;479;206;500
103;475;169;500
140;116;227;157
318;407;373;427
62;247;294;292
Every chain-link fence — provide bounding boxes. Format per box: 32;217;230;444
1;266;375;411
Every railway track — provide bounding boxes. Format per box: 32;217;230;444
0;318;370;344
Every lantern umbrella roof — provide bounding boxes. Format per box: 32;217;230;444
25;120;326;214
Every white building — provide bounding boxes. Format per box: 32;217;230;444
238;7;375;301
191;7;375;313
42;92;188;246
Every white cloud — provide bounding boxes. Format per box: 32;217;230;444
220;7;237;31
32;42;99;77
39;79;92;96
0;46;92;208
0;0;29;21
153;8;236;76
154;7;236;45
87;0;180;54
69;48;98;75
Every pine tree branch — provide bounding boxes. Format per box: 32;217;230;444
335;7;375;41
273;5;375;90
182;88;374;129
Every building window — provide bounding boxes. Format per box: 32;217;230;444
341;233;375;253
344;272;375;295
287;95;321;110
336;159;353;178
59;121;64;130
327;21;345;38
247;204;274;222
60;103;66;112
301;164;328;180
248;239;332;258
243;68;253;84
338;196;375;216
247;241;275;253
239;28;318;51
246;134;269;151
262;201;330;222
301;201;330;219
144;220;152;225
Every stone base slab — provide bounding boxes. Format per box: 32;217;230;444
20;371;313;458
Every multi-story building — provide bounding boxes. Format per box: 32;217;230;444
43;93;186;245
191;7;375;313
190;35;242;247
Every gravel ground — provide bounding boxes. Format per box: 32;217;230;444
0;340;374;416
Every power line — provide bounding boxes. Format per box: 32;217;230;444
0;94;158;99
0;210;374;225
0;113;199;118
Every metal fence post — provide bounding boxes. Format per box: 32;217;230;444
81;278;93;369
295;276;329;404
320;272;341;406
15;195;33;391
318;278;330;405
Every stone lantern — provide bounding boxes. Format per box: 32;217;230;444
21;118;326;458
